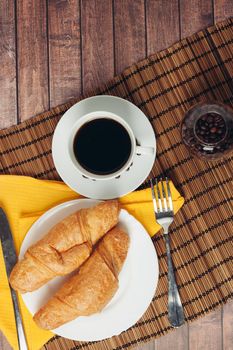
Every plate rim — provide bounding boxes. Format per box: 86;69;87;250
20;198;159;341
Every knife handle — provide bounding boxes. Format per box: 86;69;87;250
10;288;28;350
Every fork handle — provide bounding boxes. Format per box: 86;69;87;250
164;234;185;328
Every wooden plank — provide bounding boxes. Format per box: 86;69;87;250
146;0;180;54
180;3;223;350
180;0;213;38
0;3;47;348
81;0;114;93
17;0;49;120
0;1;17;343
179;3;224;350
214;0;233;22
1;2;232;350
114;0;146;74
0;0;17;128
48;0;81;107
0;332;12;350
156;324;188;350
146;2;188;349
223;300;233;350
212;4;233;350
136;339;155;350
189;309;222;350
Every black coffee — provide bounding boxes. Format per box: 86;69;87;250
73;118;132;175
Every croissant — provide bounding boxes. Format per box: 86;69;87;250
33;227;129;330
10;200;119;293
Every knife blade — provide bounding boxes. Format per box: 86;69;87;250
0;208;28;350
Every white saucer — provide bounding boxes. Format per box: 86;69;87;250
52;96;156;199
20;199;159;341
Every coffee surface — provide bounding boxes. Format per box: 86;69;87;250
73;118;132;175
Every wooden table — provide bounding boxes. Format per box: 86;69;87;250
0;1;233;350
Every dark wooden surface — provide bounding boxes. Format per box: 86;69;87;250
0;1;233;350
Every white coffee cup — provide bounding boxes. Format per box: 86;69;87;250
68;111;154;180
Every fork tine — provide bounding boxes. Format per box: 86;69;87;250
166;177;174;211
150;179;158;213
156;178;163;212
161;178;168;211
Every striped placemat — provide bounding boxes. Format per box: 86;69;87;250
1;18;233;350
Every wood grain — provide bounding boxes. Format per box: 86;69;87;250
146;0;180;54
0;1;17;343
156;324;189;350
223;300;233;350
0;0;16;341
145;4;183;350
146;2;188;349
214;0;233;23
81;0;114;93
48;0;81;107
0;1;233;350
179;3;222;350
213;4;233;350
0;332;12;350
189;309;222;350
136;340;155;350
214;3;233;350
17;0;49;120
114;0;146;74
180;0;213;38
0;0;17;127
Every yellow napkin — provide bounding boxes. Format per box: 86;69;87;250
0;175;184;350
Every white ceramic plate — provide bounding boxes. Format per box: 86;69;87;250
52;95;156;199
20;199;159;341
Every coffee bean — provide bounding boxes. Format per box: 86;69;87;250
210;127;217;133
182;107;232;159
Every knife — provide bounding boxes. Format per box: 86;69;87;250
0;208;28;350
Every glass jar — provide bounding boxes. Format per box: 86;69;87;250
181;101;233;160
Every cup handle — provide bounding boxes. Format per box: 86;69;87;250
136;146;154;155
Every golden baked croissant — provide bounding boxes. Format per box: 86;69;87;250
10;200;119;293
33;227;129;330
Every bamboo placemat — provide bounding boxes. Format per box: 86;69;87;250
1;18;233;350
